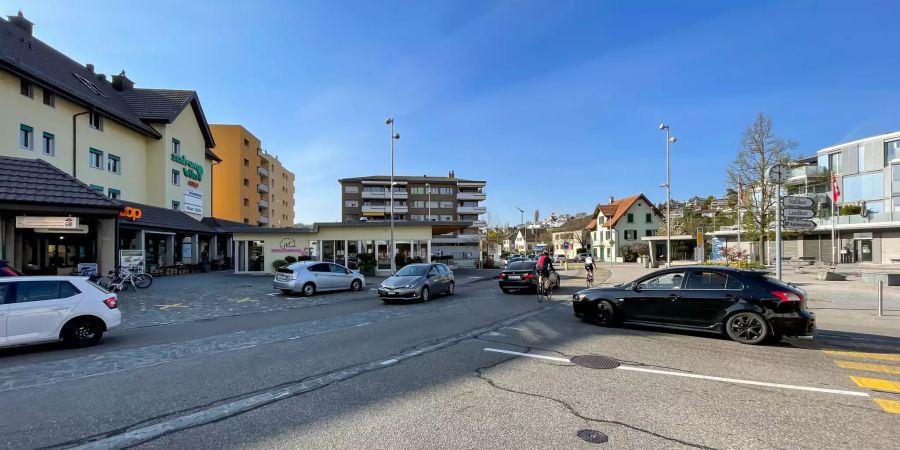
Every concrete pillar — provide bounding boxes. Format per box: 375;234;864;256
191;234;199;264
98;218;117;275
166;235;175;265
137;229;145;251
210;235;218;263
427;240;432;263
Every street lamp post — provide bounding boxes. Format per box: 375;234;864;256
385;118;400;272
659;123;677;268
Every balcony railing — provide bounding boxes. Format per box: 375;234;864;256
362;205;408;214
457;191;486;201
812;212;895;227
258;166;269;177
361;189;408;199
785;166;828;185
457;206;487;214
258;216;269;224
258;183;269;193
258;199;269;209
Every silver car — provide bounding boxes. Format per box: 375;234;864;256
378;263;455;303
274;261;366;296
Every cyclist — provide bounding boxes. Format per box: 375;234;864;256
535;250;554;293
584;254;595;282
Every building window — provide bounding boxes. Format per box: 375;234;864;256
20;78;33;98
89;111;103;130
171;169;181;185
858;144;867;172
886;140;900;166
243;198;249;206
441;215;453;221
436;187;454;195
41;132;55;156
172;138;181;155
243;178;249;186
19;124;33;150
89;148;103;169
842;172;883;201
172;201;180;211
624;230;637;240
645;213;652;223
89;184;103;193
243;218;249;224
413;200;425;208
827;152;842;174
107;154;121;174
243;158;250;167
440;201;454;208
345;200;358;207
645;230;655;237
243;138;250;146
344;186;358;193
42;89;55;107
108;188;121;200
627;213;634;223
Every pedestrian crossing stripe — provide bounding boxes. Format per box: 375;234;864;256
850;376;900;394
834;360;900;375
873;398;900;414
823;350;900;363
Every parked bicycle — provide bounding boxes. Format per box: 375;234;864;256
96;265;153;292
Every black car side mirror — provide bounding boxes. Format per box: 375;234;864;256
632;284;641;292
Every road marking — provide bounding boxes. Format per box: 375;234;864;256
824;350;900;363
266;292;280;297
873;398;900;414
835;360;900;375
484;348;570;362
354;322;372;327
850;376;900;394
235;297;255;303
486;332;505;337
380;359;399;365
155;303;187;310
483;349;870;397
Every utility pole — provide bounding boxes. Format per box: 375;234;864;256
385;118;399;272
659;123;677;268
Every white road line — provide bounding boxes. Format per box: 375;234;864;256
266;292;279;296
484;348;570;362
354;322;372;327
380;359;399;365
482;348;870;397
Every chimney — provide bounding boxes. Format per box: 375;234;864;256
7;11;33;36
86;64;95;73
97;73;107;82
609;196;615;204
112;70;134;91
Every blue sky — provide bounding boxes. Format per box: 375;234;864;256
5;0;899;225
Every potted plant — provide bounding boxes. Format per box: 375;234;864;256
271;259;287;270
356;253;376;277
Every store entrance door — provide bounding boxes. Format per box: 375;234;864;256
856;239;873;263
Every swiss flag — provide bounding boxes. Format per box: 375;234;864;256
832;175;841;202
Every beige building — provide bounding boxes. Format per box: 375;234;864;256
209;125;295;227
0;11;221;274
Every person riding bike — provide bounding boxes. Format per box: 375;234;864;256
584;254;595;279
535;250;554;293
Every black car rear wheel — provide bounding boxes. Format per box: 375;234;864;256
593;300;621;327
725;312;769;345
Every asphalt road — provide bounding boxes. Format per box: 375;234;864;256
1;269;898;450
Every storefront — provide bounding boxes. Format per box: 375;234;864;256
0;157;121;275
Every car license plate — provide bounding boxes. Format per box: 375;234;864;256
508;275;520;280
276;274;290;281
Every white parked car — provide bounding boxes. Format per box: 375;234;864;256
274;261;366;296
0;276;121;349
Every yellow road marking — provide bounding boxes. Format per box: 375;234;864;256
835;360;900;375
824;350;900;363
850;376;900;394
156;303;187;311
873;398;900;414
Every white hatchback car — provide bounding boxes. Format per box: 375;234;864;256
274;261;366;296
0;276;121;349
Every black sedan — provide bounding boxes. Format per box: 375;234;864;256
572;266;815;345
497;261;560;293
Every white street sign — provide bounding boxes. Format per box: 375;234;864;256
783;208;815;219
783;219;816;230
782;196;815;208
16;216;79;228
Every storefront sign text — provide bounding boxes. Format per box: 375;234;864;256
171;153;204;181
187;180;199;188
35;225;89;234
16;216;79;228
184;188;203;215
273;237;307;254
120;207;143;221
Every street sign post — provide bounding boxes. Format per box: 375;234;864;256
782;219;816;231
768;165;789;281
783;208;815;219
782;196;815;208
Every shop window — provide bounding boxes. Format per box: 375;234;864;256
107;154;121;173
171;169;181;185
43;89;55;107
172;138;181;156
42;132;54;156
89;148;103;169
108;188;121;200
19;124;33;150
20;78;33;98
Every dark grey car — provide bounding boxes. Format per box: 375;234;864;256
378;263;455;303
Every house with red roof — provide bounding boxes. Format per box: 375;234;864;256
588;194;664;262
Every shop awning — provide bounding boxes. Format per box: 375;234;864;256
117;201;216;234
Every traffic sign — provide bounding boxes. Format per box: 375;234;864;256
783;208;815;219
782;196;814;208
782;219;816;231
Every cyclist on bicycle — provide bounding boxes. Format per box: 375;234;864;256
584;254;595;279
536;250;554;290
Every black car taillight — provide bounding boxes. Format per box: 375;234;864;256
772;290;803;302
497;273;507;280
522;272;535;281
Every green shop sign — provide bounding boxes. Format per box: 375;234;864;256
171;153;204;181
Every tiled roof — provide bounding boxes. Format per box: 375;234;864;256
551;216;593;232
118;201;215;233
0;14;218;159
201;217;265;233
592;194;663;228
0;156;121;209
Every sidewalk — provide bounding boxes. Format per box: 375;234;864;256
602;263;900;339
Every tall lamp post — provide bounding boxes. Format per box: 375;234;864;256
659;123;677;268
515;206;525;254
385;118;400;272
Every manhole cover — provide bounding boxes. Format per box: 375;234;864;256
577;429;609;444
570;355;621;369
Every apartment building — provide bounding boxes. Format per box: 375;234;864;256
0;11;222;274
338;172;486;262
265;152;296;227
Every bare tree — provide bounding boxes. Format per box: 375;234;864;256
573;228;591;251
726;113;797;263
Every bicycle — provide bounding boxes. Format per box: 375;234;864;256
536;272;554;303
98;266;153;292
586;270;594;288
